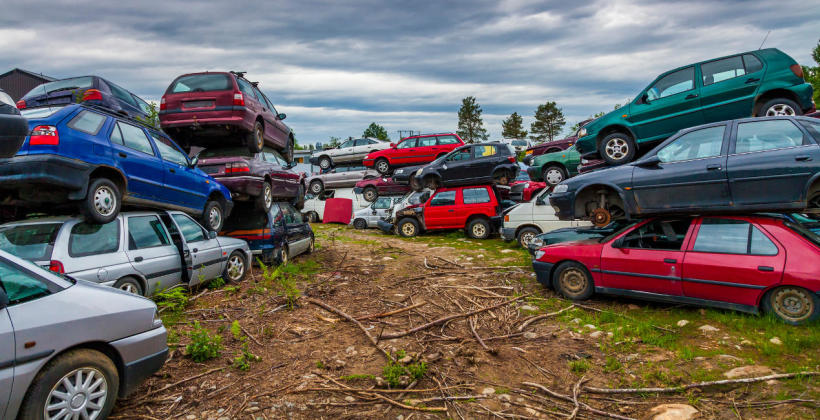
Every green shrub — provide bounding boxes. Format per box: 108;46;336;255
569;359;591;374
233;341;260;371
186;321;222;362
207;277;226;289
154;287;189;313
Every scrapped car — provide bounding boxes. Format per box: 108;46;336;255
522;121;587;165
17;75;153;122
500;188;587;247
353;176;411;202
0;211;250;296
301;188;371;223
0;249;167;419
160;71;294;159
310;137;391;169
0;104;233;230
526;221;634;256
532;215;820;325
377;190;432;233
308;166;379;195
363;133;464;175
0;88;28;158
390;185;502;239
575;48;816;165
509;162;547;202
222;202;313;265
351;196;404;229
551;116;820;226
411;142;519;191
198;146;305;211
528;145;581;187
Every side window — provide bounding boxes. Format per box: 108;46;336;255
473;145;496;157
620;219;691;250
463;188;491;204
339;140;355;149
68;221;120;257
252;87;267;107
743;54;763;74
0;223;62;261
735;120;807;153
128;216;170;250
646;67;695;100
236;78;258;99
446;148;472;161
263;95;278;114
437;135;460;145
656;126;725;163
134;95;153;115
373;197;391;209
117;122;155;155
171;214;206;242
281;205;295;224
693;218;778;255
418;137;437;147
430;191;456;206
107;82;138;107
396;138;417;149
701;56;745;86
799;120;820;143
110;124;124;145
354;139;369;146
0;259;50;305
263;148;287;165
67;110;106;135
152;134;189;166
271;204;285;227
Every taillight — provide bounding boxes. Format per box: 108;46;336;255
508;156;516;163
29;125;59;146
49;260;65;274
233;92;245;106
225;162;250;173
790;64;804;79
81;89;103;102
160;96;167;111
15;99;26;109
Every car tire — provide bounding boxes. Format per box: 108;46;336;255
375;158;391;175
600;132;636;166
542;165;567;187
80;178;121;225
306;211;319;223
466;218;491;239
257;181;274;212
761;286;820;325
552;261;594;300
353;218;367;229
363;186;378;202
397;217;419;237
757;98;803;117
201;200;224;232
517;227;540;248
310;180;324;195
17;349;119;420
306;234;315;254
224;250;248;283
319;156;332;170
113;276;144;296
285;138;294;163
247;120;264;153
278;245;289;266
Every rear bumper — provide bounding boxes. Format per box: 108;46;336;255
548;191;576;220
532;260;554;287
160;108;254;133
213;175;264;197
500;227;516;242
377;219;394;233
110;325;168;397
0;154;90;192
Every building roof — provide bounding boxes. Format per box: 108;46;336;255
0;68;56;82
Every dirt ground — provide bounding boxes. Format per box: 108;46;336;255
112;224;819;420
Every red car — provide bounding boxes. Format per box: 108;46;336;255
363;133;464;175
353;177;411;202
159;71;295;160
533;215;820;324
510;181;548;202
392;185;501;239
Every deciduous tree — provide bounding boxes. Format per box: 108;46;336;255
362;122;390;141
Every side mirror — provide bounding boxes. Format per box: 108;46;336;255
0;288;8;309
277;113;287;120
612;237;624;248
208;231;217;239
189;155;199;168
636;155;661;167
640;93;650;104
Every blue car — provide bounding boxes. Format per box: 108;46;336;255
222;202;314;265
0;103;233;231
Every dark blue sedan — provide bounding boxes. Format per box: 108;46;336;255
222;202;314;265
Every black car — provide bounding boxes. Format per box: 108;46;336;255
391;164;424;185
410;142;519;191
0;89;28;158
525;221;633;256
17;76;152;122
550;116;820;226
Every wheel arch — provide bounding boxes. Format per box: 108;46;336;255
515;224;542;239
804;173;820;202
550;259;597;285
573;183;632;219
30;341;128;398
75;166;128;200
115;274;148;295
596;124;636;143
753;89;800;115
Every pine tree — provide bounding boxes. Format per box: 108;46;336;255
362;122;390;141
529;101;566;143
456;96;489;143
501;112;527;139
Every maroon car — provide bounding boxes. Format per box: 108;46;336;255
354;177;411;202
197;146;305;210
160;71;295;161
522;119;592;165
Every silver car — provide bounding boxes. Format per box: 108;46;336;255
307;166;379;195
0;249;167;419
310;137;391;169
350;196;404;229
0;210;252;296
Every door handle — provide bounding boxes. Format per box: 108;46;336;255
134;256;143;262
706;164;722;170
795;155;812;161
745;77;760;84
758;265;774;272
118;152;127;158
664;258;677;264
685;93;698;99
169;168;176;173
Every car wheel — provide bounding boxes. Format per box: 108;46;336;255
80;178;121;224
398;217;419;237
542;165;567;187
466;218;491;239
600;132;636;165
757;98;803;117
257;182;273;211
517;227;540;248
201;200;224;231
375;158;390;175
247;120;264;153
319;156;332;170
306;235;315;254
224;250;247;283
310;180;324;195
306;211;319;223
113;276;144;296
17;349;119;420
279;245;289;266
292;183;305;210
353;218;367;229
762;286;820;325
552;261;594;300
363;186;378;202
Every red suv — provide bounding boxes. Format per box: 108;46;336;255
533;215;820;325
159;71;294;161
393;185;501;239
363;133;464;175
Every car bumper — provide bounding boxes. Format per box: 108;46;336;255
362;158;375;167
548;191;575;220
392;170;413;184
0;154;91;191
309;156;320;165
500;227;516;242
110;325;168;396
159;108;253;130
532;260;554;287
0;114;29;158
574;135;597;158
213;175;264;197
377;219;394;233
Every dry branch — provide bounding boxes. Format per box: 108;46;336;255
522;382;634;420
468;317;494;354
583;371;819;394
305;297;394;362
141;367;224;398
517;304;575;331
356;301;427;321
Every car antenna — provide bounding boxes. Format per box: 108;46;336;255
758;30;771;50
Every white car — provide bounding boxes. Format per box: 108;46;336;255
500;188;588;247
310;137;392;170
350;196;404;229
502;138;531;153
301;188;371;222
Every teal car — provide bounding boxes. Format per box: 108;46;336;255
526;145;580;186
575;48;816;165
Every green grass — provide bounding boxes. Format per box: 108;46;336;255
569;359;591;375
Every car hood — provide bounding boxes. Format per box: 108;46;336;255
393;164;425;175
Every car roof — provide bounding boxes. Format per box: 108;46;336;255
1;211;173;227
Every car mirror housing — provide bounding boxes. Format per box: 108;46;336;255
189;155;199;168
277;113;287;120
0;288;8;309
208;231;217;239
612;237;625;248
636;155;661;167
640;93;650;104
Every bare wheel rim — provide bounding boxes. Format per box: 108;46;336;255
401;222;415;236
255;125;264;149
472;223;487;238
520;231;536;246
772;287;813;322
605;138;628;160
44;367;108;420
319;158;330;169
364;189;376;201
263;184;273;209
281;248;288;265
209;206;222;229
377;160;389;173
545;168;564;185
560;268;588;295
93;185;117;217
227;254;245;281
310;182;322;194
119;283;138;294
765;104;796;117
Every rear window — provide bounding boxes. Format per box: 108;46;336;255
511;140;528;146
784;221;820;248
200;147;252;158
224;205;271;231
0;223;62;261
24;76;93;98
68;221;120;257
169;74;232;94
437;135;460;145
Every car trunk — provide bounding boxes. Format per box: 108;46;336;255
0;222;64;269
198;156;251;176
163;74;236;112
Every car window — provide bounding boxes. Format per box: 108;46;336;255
473;145;496;157
701;56;746;86
69;221;120;257
128;216;170;250
373;197;392;209
735;120;807;153
397;138;417;149
133;95;153;115
67;110;106;135
172;214;206;242
200;147;252;158
223;205;270;231
152;134;189;166
437;135;460;145
263;148;287;165
463;188;491;204
280;204;303;224
0;259;50;305
693;218;778;255
418;137;437;147
117;122;155;155
252;87;267;107
106;81;138;107
646;67;695;100
784;221;820;248
169;74;232;93
339;140;355;149
743;54;764;74
236;78;258;99
23;76;93;98
261;94;277;114
0;223;62;261
620;219;691;250
430;191;457;206
354;139;369;146
511;140;528;146
656;125;725;163
446;148;472;161
799;120;820;143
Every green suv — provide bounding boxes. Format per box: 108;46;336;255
527;145;580;186
575;48;815;165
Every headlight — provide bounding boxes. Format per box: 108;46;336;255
396;169;404;174
553;184;569;194
581;159;589;164
525;150;533;155
577;128;587;137
530;237;544;248
416;168;423;175
152;310;163;329
534;250;546;260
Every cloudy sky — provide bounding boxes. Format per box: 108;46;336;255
2;0;818;144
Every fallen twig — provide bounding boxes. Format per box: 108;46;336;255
222;311;263;346
141;367;224;398
306;297;394;362
522;382;634;420
434;255;463;268
367;392;447;412
356;301;427;321
517;304;575;331
569;376;589;420
468;317;495;354
583;371;819;394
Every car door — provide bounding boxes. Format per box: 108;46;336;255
252;86;277;141
370;196;393;224
727;118;820;206
109;121;165;200
263;148;300;195
171;213;223;282
415;136;439;163
59;218;130;285
699;54;764;123
352;139;371;160
470;144;500;181
261;93;290;149
152;133;206;209
424;190;458;229
0;307;13;419
124;214;182;294
440;147;473;183
681;217;785;307
599;218;692;296
333;139;356;163
628;66;704;142
631;124;730;211
392;137;418;165
281;203;310;255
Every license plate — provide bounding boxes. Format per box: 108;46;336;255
183;100;214;109
200;166;220;174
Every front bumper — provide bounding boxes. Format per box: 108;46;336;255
377;219;394;233
362;158;375;167
0;154;91;192
532;260;555;287
110;325;168;396
574;135;598;158
548;191;575;220
392;169;413;184
213;175;264;198
500;227;516;242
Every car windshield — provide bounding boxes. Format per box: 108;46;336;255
24;77;93;98
20;106;65;119
784;221;820;248
408;191;431;205
199;147;252;158
598;221;640;243
0;223;62;260
169;74;232;93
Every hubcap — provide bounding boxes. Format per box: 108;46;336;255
209;207;222;229
766;104;796;117
545;169;564;185
520;232;535;246
560;268;588;295
605;138;629;160
119;283;138;294
320;159;330;169
311;182;322;194
281;249;288;265
472;224;486;238
377;161;389;173
402;223;415;236
256;126;264;149
264;185;272;208
772;288;812;322
227;255;244;281
44;367;108;420
93;186;116;217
